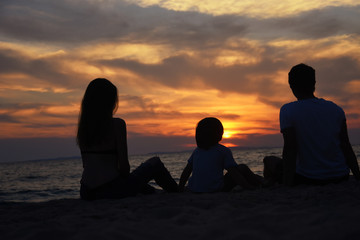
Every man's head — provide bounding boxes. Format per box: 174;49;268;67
288;63;316;99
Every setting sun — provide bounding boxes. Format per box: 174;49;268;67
223;131;234;139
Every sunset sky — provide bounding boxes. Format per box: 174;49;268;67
1;0;360;162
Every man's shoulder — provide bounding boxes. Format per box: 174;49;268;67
318;98;345;115
281;98;343;109
280;101;297;112
320;98;342;107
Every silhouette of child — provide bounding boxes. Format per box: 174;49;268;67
179;117;262;192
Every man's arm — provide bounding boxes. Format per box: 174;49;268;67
340;120;360;180
282;127;297;186
179;162;193;192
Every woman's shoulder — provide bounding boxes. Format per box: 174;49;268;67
112;117;126;126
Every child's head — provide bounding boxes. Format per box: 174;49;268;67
196;117;224;150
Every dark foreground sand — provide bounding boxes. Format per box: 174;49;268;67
1;178;360;240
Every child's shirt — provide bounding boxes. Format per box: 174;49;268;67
188;143;238;192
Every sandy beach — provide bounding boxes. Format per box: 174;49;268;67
1;178;360;240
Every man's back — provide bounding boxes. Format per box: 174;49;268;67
280;98;349;179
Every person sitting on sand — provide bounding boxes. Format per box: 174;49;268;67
263;63;360;186
179;117;263;192
77;78;178;200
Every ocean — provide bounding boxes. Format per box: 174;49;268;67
1;146;359;203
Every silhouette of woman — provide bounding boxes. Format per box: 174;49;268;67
77;78;177;200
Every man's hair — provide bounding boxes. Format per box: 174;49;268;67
288;63;316;92
196;117;224;150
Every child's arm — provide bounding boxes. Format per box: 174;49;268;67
179;163;193;192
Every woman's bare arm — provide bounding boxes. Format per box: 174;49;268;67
114;118;130;177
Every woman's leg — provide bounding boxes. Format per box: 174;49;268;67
223;164;263;191
131;157;178;192
236;164;263;187
222;173;237;192
81;176;138;200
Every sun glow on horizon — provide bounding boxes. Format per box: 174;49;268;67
222;142;239;148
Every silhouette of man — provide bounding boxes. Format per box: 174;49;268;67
264;63;360;186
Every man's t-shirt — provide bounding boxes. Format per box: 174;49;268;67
280;98;349;179
188;144;238;192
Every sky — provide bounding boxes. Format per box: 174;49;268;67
0;0;360;162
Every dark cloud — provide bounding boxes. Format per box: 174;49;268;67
119;94;159;111
252;5;360;40
0;101;77;126
0;48;80;87
0;101;48;110
0;137;80;162
0;113;19;123
122;109;241;121
0;0;247;46
1;1;359;47
0;0;130;44
118;94;242;121
23;122;76;129
257;96;289;109
348;128;360;145
347;113;360;120
102;52;360;110
101;54;288;96
311;57;360;101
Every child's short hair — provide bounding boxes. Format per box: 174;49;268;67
196;117;224;150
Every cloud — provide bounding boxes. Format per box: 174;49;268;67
0;0;360;161
347;113;360;120
0;137;80;162
0;0;131;44
0;0;247;48
100;54;288;96
0;47;80;88
1;1;359;48
312;57;360;101
0;114;19;123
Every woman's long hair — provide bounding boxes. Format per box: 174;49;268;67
77;78;118;148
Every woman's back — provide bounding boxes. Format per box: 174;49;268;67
80;121;120;189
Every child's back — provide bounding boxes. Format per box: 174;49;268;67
179;117;262;192
188;143;237;192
